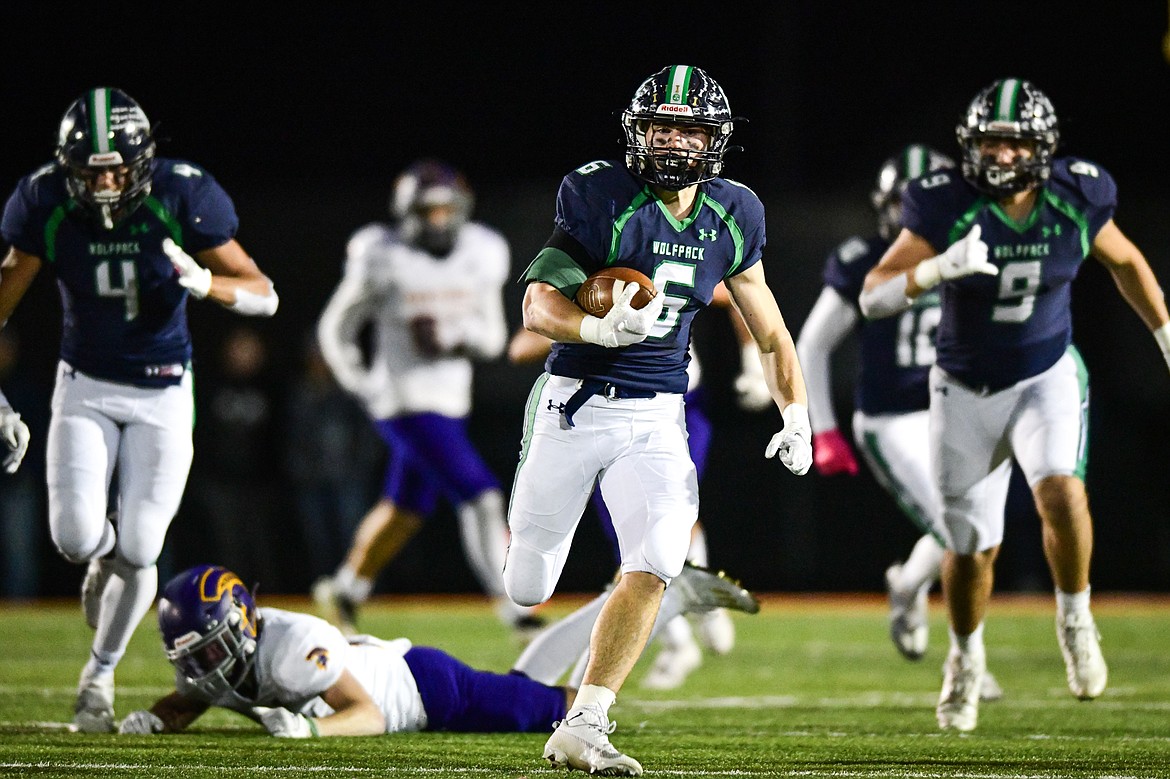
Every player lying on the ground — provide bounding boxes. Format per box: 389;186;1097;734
118;563;758;736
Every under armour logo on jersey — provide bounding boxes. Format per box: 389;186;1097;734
698;228;718;242
547;399;566;414
1041;224;1063;238
127;223;150;236
934;385;948;396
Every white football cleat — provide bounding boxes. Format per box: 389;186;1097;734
73;670;115;733
1057;611;1107;700
979;669;1005;702
886;563;929;661
543;704;642;776
695;607;736;655
672;563;760;616
640;637;702;691
312;576;358;637
81;557;113;631
937;648;984;732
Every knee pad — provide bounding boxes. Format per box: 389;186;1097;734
941;500;1001;555
502;536;557;607
637;514;694;581
54;518;116;564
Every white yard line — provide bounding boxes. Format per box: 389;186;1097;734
0;763;1160;778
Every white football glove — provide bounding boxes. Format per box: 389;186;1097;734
734;344;773;411
118;710;165;735
765;402;813;476
913;224;997;290
0;406;30;474
162;238;213;299
579;281;666;348
256;706;317;738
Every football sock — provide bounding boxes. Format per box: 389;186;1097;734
513;590;610;685
657;614;697;652
898;534;946;593
1056;585;1091;620
573;684;616;715
949;622;985;658
94;561;157;662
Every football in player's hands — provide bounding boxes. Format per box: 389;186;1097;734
575;267;658;317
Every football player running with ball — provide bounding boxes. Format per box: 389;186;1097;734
861;79;1170;732
504;65;811;775
0;87;278;732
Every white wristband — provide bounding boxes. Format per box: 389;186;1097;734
579;315;605;346
912;258;942;290
859;273;912;319
781;402;811;434
231;283;280;317
1154;322;1170;371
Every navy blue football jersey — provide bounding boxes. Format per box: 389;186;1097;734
529;160;765;394
1;158;239;387
902;157;1115;390
824;235;938;414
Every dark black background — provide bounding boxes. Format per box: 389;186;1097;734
3;3;1169;595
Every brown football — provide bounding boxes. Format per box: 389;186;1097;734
574;267;657;317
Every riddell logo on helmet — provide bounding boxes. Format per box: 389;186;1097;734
657;104;694;116
87;152;125;166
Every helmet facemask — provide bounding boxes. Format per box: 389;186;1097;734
956;79;1059;200
56;88;156;229
165;606;258;698
622;65;736;190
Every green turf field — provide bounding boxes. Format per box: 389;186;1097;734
1;593;1167;778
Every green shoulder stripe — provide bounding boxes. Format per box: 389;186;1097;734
703;196;745;277
1043;191;1091;257
141;196;183;243
43;203;74;263
947;197;991;246
608;189;653;265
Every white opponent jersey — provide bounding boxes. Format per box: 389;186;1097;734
178;608;428;734
317;222;510;419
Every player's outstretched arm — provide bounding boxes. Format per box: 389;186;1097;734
257;669;384;738
1091;219;1170;371
795;287;860;476
118;691;209;734
725;263;812;476
860;227;994;319
163;238;278;316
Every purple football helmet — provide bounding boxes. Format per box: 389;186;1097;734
157;565;260;698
